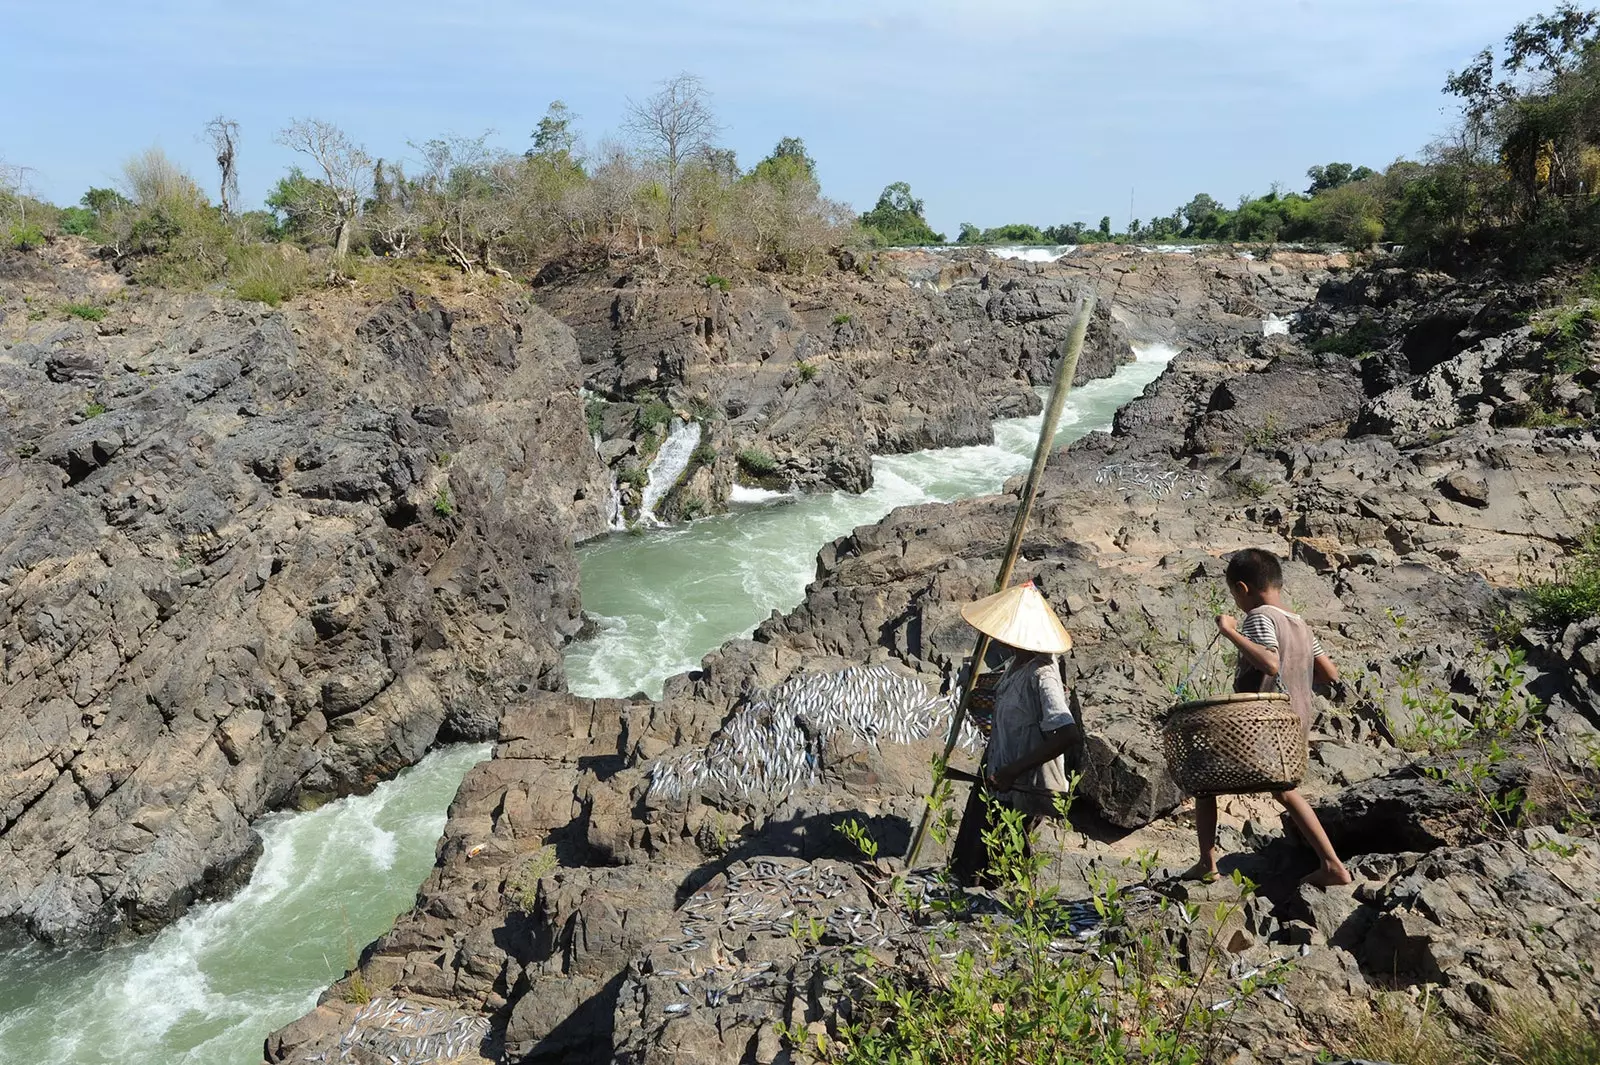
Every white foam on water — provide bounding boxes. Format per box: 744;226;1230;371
0;744;491;1065
728;484;791;504
640;419;702;523
987;244;1077;262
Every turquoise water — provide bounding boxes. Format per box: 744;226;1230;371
0;745;490;1065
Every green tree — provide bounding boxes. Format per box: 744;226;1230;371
531;100;578;157
860;181;944;245
1098;215;1112;237
1180;193;1223;234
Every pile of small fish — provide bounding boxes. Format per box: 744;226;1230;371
1095;461;1211;502
300;998;491;1064
648;664;978;803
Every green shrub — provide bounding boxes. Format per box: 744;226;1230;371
1309;316;1384;357
58;206;100;237
230;246;310;307
618;464;648;489
831;313;852;326
816;785;1277;1065
585;395;606;436
690;443;717;467
433;485;454;517
504;845;558;912
704;272;731;291
634;399;674;433
84;400;107;419
687;395;721;422
1526;528;1600;629
796;360;818;382
1533;305;1595;374
63;303;106;322
5;223;45;250
736;447;778;474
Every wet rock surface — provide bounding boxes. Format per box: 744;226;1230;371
0;248;610;946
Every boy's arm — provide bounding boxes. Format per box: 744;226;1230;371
1314;653;1339;685
1217;615;1279;675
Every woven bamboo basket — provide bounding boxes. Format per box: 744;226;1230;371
1160;692;1307;795
966;670;1003;737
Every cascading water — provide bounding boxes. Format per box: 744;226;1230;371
0;343;1178;1065
986;244;1078;263
566;344;1178;699
639;419;702;524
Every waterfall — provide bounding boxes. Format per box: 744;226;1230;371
1263;314;1290;337
640;419;701;523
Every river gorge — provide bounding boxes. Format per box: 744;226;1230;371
0;315;1172;1063
4;240;1599;1065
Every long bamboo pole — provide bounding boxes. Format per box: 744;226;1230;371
902;293;1098;868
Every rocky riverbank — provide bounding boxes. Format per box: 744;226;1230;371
265;252;1600;1063
0;244;614;946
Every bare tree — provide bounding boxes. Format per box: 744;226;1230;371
0;159;35;223
204;116;241;215
624;72;721;242
276;118;372;256
411;133;517;275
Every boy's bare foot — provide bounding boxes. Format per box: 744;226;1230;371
1301;863;1353;888
1179;861;1219;883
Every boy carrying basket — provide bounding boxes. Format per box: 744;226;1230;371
1185;548;1352;888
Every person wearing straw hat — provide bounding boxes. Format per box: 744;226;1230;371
949;580;1081;885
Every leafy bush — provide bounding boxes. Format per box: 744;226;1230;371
5;222;45;250
585;395;606;436
84;400;107;419
58;206;100;237
1526;528;1600;629
634;399;674;433
704;273;731;291
1309;317;1385;357
63;303;105;321
796;360;818;382
831;313;852;326
735;447;777;474
814;786;1278;1065
229;246;310;307
618;464;648;489
690;443;717;467
432;485;454;517
1532;305;1595;374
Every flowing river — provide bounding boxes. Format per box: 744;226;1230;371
0;344;1174;1065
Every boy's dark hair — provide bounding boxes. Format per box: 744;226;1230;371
1225;548;1283;591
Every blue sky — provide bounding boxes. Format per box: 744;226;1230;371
1;0;1556;236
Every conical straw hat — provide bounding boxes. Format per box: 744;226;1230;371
959;581;1073;655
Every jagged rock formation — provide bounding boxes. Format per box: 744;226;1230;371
267;251;1600;1064
537;245;1341;521
0;248;611;945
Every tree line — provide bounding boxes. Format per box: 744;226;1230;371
6;7;1600;289
960;4;1600;269
0;73;934;299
